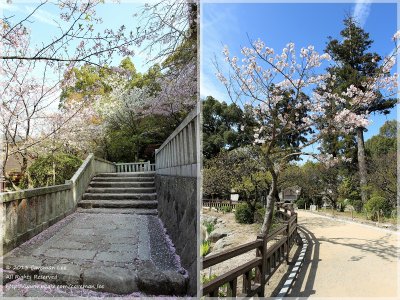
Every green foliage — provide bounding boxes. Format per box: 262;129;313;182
337;198;348;212
365;121;397;208
202;166;232;199
295;198;306;209
28;153;82;188
234;171;271;202
203;147;266;200
200;274;228;297
60;64;113;104
316;17;396;208
202;96;256;159
365;135;396;157
201;274;217;284
59;57;176;163
234;202;254;224
204;221;215;235
102;114;180;162
338;176;361;211
254;207;266;224
379;120;397;139
365;195;391;219
200;241;211;257
220;206;233;213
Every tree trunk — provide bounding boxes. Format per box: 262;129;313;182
20;154;29;187
260;172;278;235
356;127;368;204
273;187;281;203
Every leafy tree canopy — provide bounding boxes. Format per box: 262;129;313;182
203;96;256;159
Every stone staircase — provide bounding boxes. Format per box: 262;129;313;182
3;171;189;296
77;172;158;215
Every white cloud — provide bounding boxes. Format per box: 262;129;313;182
0;3;21;12
24;5;59;27
200;70;230;102
352;0;372;28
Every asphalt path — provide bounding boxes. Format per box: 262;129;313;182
289;210;399;298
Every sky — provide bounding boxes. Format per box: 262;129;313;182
0;1;163;115
201;1;398;141
0;1;154;73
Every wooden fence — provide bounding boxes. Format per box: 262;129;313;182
201;205;298;297
115;161;155;173
202;199;238;210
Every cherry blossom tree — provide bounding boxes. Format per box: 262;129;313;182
1;0;138;187
216;33;398;235
135;0;198;120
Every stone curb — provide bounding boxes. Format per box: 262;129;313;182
275;231;308;299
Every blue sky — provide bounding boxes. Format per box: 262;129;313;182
201;1;398;141
1;1;152;73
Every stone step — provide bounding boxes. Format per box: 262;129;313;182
89;181;155;188
82;193;157;201
76;207;158;215
96;172;155;177
92;177;155;182
78;200;158;209
86;187;156;194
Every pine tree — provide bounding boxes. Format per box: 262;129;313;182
320;17;396;204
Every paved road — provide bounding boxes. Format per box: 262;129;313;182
289;210;399;298
2;212;187;296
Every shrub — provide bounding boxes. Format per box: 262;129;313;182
234;202;254;224
28;153;82;188
221;205;233;213
200;241;211;257
337;199;348;212
203;221;215;234
254;207;265;223
296;198;306;209
364;196;391;220
350;199;363;213
201;274;217;284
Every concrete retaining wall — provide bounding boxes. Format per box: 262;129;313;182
0;154;116;255
155;105;200;296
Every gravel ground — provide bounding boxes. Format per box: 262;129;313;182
201;208;298;297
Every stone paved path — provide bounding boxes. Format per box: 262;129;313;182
289;210;399;298
1;211;187;296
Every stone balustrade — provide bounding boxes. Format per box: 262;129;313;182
0;154;115;255
155;105;199;178
154;104;200;296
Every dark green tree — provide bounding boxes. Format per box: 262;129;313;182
321;17;397;204
203;96;256;159
27;153;82;188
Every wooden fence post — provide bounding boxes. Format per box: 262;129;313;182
255;234;266;296
286;221;290;264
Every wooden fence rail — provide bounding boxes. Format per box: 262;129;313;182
202;199;238;210
201;205;298;297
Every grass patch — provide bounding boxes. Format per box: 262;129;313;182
201;241;211;257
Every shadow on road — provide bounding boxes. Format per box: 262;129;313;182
319;233;398;262
288;225;320;297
